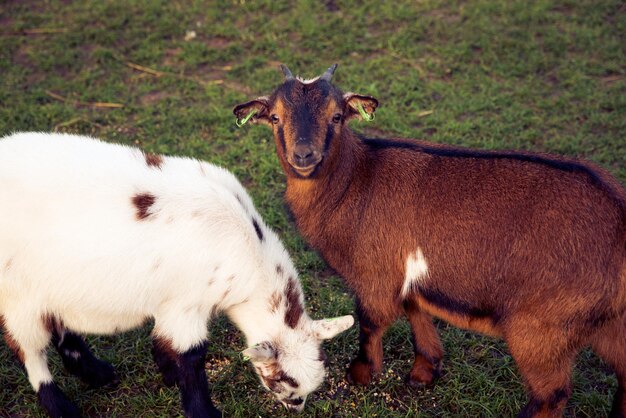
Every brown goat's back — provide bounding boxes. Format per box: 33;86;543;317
289;136;626;331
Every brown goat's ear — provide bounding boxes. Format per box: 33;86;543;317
233;97;270;126
344;93;379;122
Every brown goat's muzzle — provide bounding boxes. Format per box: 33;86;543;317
289;142;323;177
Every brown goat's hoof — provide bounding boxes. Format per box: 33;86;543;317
406;374;435;389
347;359;373;385
407;357;440;387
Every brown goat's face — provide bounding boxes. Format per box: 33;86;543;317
234;66;378;178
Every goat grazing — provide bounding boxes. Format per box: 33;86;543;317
234;65;626;417
0;132;353;418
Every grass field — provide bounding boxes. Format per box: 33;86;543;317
1;0;625;416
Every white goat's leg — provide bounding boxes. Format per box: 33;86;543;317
2;312;81;418
153;311;221;418
51;328;117;388
151;333;179;387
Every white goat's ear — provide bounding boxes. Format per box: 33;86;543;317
242;341;275;362
344;93;379;122
233;96;271;127
311;315;354;340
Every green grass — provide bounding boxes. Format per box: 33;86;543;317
1;0;624;416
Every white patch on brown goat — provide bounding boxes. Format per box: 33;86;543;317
401;247;429;298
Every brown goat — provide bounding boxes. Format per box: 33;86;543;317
234;64;626;418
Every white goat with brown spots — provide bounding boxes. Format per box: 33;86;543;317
0;132;353;418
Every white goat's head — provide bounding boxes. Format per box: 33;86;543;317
243;316;354;412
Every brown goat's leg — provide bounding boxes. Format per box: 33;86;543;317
347;304;392;385
403;299;443;387
590;315;626;418
506;319;576;418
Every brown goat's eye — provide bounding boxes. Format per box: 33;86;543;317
271;114;279;124
332;113;342;123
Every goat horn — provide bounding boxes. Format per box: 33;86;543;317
280;64;294;80
320;63;338;82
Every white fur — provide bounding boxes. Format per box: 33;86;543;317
0;132;353;409
25;352;53;391
401;247;429;298
296;76;320;84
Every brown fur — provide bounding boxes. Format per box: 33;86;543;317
284;277;303;329
41;313;63;336
152;335;178;359
4;257;12;271
143;151;163;169
269;291;283;314
275;370;299;388
234;67;626;417
416;296;500;337
132;193;156;220
257;356;300;392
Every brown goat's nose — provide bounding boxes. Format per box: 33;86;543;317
295;147;313;161
293;143;318;168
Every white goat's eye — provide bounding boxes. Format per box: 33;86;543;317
332;113;342;123
271;114;279;124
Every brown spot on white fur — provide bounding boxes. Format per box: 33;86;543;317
143;151;163;169
42;313;63;336
132;193;156;220
276;265;284;276
284;277;303;329
269;291;283;313
275;370;300;388
152;335;177;359
258;357;300;392
4;257;13;271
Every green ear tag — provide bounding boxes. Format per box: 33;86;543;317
236;109;258;127
356;102;374;122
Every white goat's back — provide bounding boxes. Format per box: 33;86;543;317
0;132;261;333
